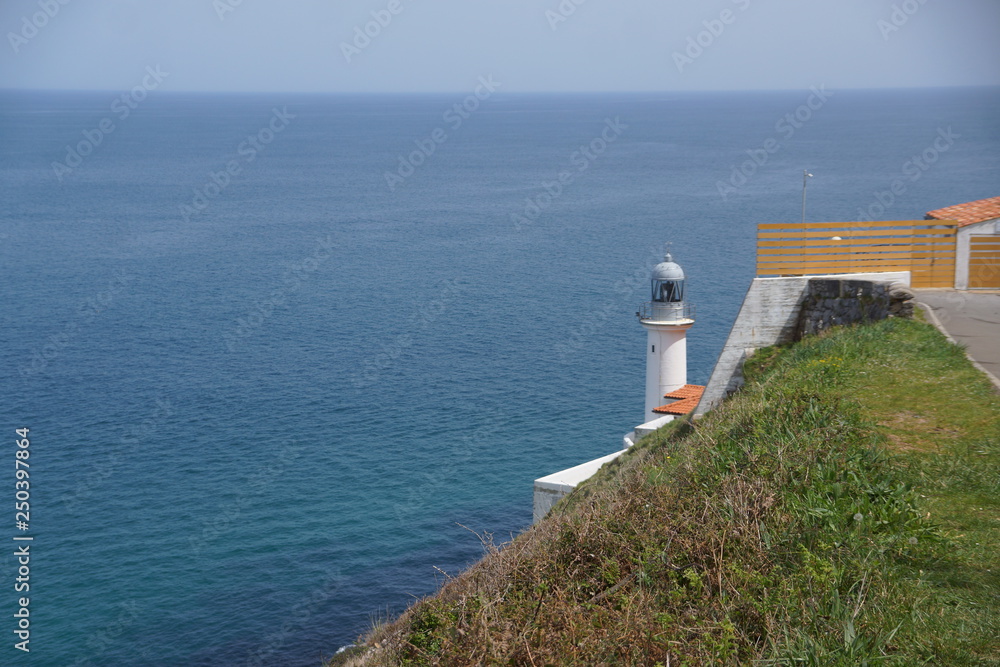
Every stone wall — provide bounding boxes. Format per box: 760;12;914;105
796;279;914;339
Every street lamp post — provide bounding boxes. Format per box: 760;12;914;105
801;170;813;225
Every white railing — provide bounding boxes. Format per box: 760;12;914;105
637;302;695;322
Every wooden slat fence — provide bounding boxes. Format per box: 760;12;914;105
969;235;1000;289
756;220;958;288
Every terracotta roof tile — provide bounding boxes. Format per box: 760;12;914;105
653;385;706;415
663;384;706;400
653;397;701;415
925;196;1000;227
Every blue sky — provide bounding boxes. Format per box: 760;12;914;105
2;0;998;92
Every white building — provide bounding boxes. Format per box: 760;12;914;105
925;196;1000;290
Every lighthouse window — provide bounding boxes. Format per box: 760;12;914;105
652;345;655;353
652;279;684;303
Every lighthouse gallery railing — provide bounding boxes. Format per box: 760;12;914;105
637;302;695;322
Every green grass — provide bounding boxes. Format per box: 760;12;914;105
333;318;1000;666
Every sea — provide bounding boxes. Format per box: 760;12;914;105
1;87;998;666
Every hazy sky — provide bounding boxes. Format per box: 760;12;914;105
1;0;998;93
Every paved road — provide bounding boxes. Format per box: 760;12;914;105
915;289;1000;385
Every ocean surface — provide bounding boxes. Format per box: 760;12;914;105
1;87;998;665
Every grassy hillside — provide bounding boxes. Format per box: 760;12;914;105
333;317;1000;666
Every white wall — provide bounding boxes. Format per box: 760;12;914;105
533;450;625;523
643;325;689;422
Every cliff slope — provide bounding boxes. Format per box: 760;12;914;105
334;317;1000;666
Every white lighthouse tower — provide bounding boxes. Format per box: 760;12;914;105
638;251;695;423
533;246;702;522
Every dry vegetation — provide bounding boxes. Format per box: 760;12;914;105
331;318;1000;666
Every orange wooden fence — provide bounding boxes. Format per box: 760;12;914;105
756;220;958;289
969;235;1000;289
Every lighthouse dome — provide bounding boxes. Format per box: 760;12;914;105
651;253;685;281
650;252;685;304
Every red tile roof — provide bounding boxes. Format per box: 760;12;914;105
663;385;705;400
925;196;1000;227
653;385;706;416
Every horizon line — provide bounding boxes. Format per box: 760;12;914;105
2;83;998;96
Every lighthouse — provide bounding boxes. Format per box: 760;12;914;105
638;251;695;423
534;246;703;522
